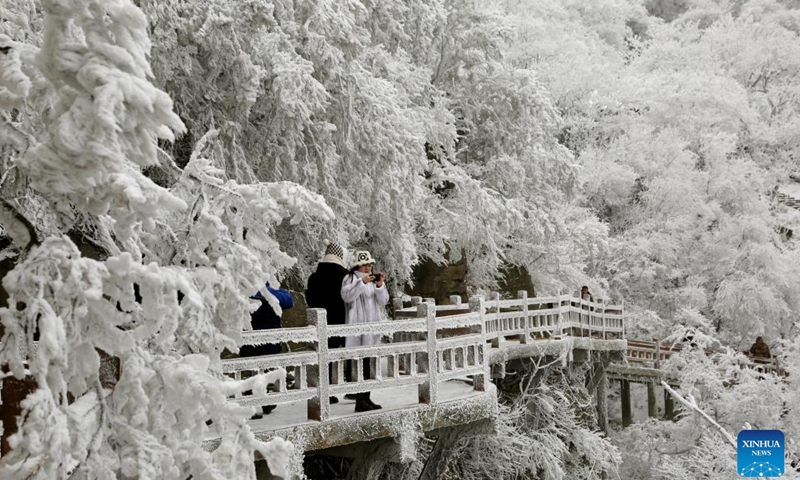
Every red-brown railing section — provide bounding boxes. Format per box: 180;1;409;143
624;339;787;376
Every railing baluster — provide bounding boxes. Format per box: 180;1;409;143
234;371;242;398
356;357;365;383
371;357;381;381
298;365;307;390
388;354;399;379
336;360;344;385
456;346;465;368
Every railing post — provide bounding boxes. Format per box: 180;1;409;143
490;292;501;348
653;337;660;369
418;303;438;404
556;290;564;336
601;297;606;340
469;296;487;391
449;295;462;307
307;308;330;422
518;291;530;344
392;297;404;317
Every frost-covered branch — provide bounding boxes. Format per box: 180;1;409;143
661;381;736;449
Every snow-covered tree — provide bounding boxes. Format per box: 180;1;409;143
132;0;582;290
0;1;333;478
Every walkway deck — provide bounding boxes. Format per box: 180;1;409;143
204;379;495;454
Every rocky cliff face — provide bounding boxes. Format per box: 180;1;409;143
281;257;538;330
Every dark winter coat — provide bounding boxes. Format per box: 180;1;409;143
306;262;348;348
240;286;293;357
750;340;771;359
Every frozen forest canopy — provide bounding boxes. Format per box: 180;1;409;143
0;0;799;479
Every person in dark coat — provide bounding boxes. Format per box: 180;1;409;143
749;336;771;359
240;284;293;417
240;285;293;357
306;240;348;348
306;239;348;404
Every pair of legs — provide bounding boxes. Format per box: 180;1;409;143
340;358;381;411
350;358;381;411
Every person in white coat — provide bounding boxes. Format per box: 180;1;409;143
341;250;389;412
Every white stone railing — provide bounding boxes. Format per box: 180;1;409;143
224;293;625;425
224;299;489;422
395;292;625;343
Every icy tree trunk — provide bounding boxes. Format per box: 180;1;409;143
0;367;36;456
0;203;40;457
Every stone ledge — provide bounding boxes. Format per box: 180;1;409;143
606;363;678;384
487;337;627;365
202;384;497;455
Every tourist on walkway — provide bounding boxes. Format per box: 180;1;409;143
579;285;594;302
341;250;389;412
749;336;771;359
306;239;348;404
241;284;293;418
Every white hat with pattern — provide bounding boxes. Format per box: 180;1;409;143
350;250;376;268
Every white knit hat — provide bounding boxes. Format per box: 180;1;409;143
321;239;345;267
350;250;376;268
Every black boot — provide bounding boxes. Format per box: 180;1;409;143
365;392;382;410
355;393;373;412
262;405;276;415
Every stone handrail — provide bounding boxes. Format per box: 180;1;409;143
224;299;489;422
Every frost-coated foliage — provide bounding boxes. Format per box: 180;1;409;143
443;362;620;480
134;0;579;288
3;0;800;478
612;344;798;479
0;0;332;478
506;0;800;344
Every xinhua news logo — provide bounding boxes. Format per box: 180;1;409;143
738;430;784;477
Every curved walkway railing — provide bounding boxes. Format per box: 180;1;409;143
623;339;787;376
224;293;625;426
